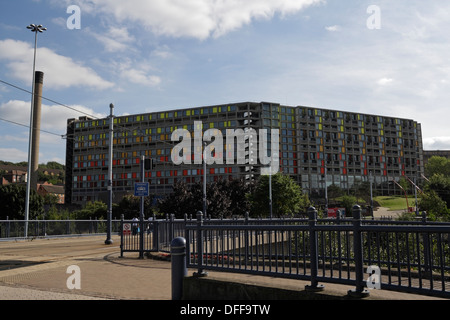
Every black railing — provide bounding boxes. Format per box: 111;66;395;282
184;207;450;299
0;219;122;239
118;209;450;298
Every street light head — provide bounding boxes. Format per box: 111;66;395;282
27;24;47;33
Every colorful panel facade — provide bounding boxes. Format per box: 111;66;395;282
65;102;424;205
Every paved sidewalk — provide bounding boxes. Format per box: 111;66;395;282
0;285;106;300
0;236;173;300
0;235;446;301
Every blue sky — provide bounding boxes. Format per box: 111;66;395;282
1;0;450;164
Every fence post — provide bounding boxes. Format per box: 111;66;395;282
139;214;145;259
120;215;124;258
305;207;325;292
6;217;10;238
193;211;208;277
348;205;370;298
245;212;249;264
422;211;431;273
171;237;187;300
170;214;175;245
153;218;159;252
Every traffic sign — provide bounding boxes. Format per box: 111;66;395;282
134;182;149;197
123;223;131;235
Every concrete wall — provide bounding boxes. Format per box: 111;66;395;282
182;276;341;300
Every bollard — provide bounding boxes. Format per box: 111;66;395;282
171;237;187;300
305;207;325;292
348;205;370;298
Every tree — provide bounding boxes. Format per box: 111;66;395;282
414;156;450;220
327;184;344;202
157;180;195;218
157;178;253;218
43;161;65;170
340;195;357;217
354;181;372;204
115;194;156;219
426;173;450;208
71;201;107;220
226;178;253;217
0;184;44;220
419;189;450;220
425;156;450;177
248;173;310;218
203;180;232;218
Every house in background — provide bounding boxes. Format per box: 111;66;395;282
1;169;27;185
37;182;65;204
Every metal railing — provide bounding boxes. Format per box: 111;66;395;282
117;209;450;298
0;219;122;239
119;213;255;257
184;207;450;299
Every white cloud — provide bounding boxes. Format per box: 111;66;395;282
0;39;114;90
0;148;29;163
377;78;394;86
113;59;162;88
325;25;340;32
423;137;450;150
87;26;136;53
151;45;173;59
121;69;162;87
71;0;323;39
0;100;105;133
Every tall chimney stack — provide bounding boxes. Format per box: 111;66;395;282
30;71;44;191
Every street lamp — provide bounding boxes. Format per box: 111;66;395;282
203;142;207;216
105;103;114;245
24;24;46;238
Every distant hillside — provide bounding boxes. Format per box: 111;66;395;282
0;161;65;171
0;161;65;185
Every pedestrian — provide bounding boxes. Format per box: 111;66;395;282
147;216;154;234
132;217;139;235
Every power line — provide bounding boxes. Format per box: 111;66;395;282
0;116;62;137
0;78;177;154
0;78;147;140
0;78;101;119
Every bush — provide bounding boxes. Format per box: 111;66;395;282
340;195;357;217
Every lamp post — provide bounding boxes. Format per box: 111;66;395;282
203;142;207;216
324;162;328;216
105;103;114;245
24;24;46;238
269;165;273;219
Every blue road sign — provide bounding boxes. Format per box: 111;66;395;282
134;182;149;197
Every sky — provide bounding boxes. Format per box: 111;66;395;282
1;0;450;165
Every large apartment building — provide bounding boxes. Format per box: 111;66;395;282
65;101;424;205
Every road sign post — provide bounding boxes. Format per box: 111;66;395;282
134;182;149;197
